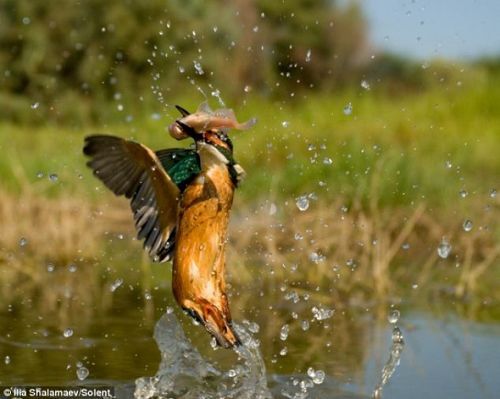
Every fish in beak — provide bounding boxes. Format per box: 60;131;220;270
168;101;257;140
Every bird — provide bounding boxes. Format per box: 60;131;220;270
83;104;252;348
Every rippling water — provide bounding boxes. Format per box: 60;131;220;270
1;288;498;399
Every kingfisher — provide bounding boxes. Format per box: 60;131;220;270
83;103;255;348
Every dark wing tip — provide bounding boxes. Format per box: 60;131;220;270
83;134;120;156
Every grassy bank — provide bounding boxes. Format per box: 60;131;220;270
1;72;499;209
0;78;499;324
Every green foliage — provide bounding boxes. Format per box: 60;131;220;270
1;70;498;215
0;0;368;124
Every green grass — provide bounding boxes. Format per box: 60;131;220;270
0;73;498;214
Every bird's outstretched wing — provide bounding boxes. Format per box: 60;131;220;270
83;135;180;262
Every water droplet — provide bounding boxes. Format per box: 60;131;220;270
360;80;370;90
312;369;325;384
247;321;260;333
490;188;497;198
36;171;44;178
312;306;334;321
309;251;326;264
228;369;237;377
463;219;473;232
284;290;300;303
76;366;89;381
459;189;468;198
412;283;419;289
323;157;333;165
193;61;204;75
445;160;453;169
391;327;404;344
49;173;58;182
343;102;353;115
305;49;312;62
110;278;123;292
244;85;251;93
144;291;152;300
294;232;303;241
401;242;410;250
281;120;290;128
437;237;452;259
166;306;174;314
31;102;40;109
295;195;310;211
279;324;289;341
178;66;185;74
279;347;288;356
68;263;77;272
63;328;73;338
4;355;11;365
346;258;356;269
210;89;226;107
19;237;28;247
47;263;55;272
301;320;310;331
388;309;400;324
252;25;259;33
269;203;277;215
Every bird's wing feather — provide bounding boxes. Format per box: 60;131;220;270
83;134;180;262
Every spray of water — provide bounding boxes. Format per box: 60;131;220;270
134;311;272;399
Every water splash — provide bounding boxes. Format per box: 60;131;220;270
372;322;405;398
134;311;272;399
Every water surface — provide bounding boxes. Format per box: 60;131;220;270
0;288;498;399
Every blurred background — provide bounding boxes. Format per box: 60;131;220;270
0;1;498;398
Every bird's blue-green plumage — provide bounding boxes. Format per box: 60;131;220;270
155;148;201;192
156;146;241;189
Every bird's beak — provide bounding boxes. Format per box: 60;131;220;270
175;104;191;117
184;303;241;349
203;315;241;349
175;120;200;140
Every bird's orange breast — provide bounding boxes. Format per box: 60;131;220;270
172;164;235;315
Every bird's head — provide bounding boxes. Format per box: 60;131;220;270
169;104;246;184
173;117;233;155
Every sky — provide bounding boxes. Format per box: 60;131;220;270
360;0;500;60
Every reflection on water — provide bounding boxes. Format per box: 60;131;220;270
0;287;499;399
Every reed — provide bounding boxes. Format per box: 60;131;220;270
0;180;498;323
